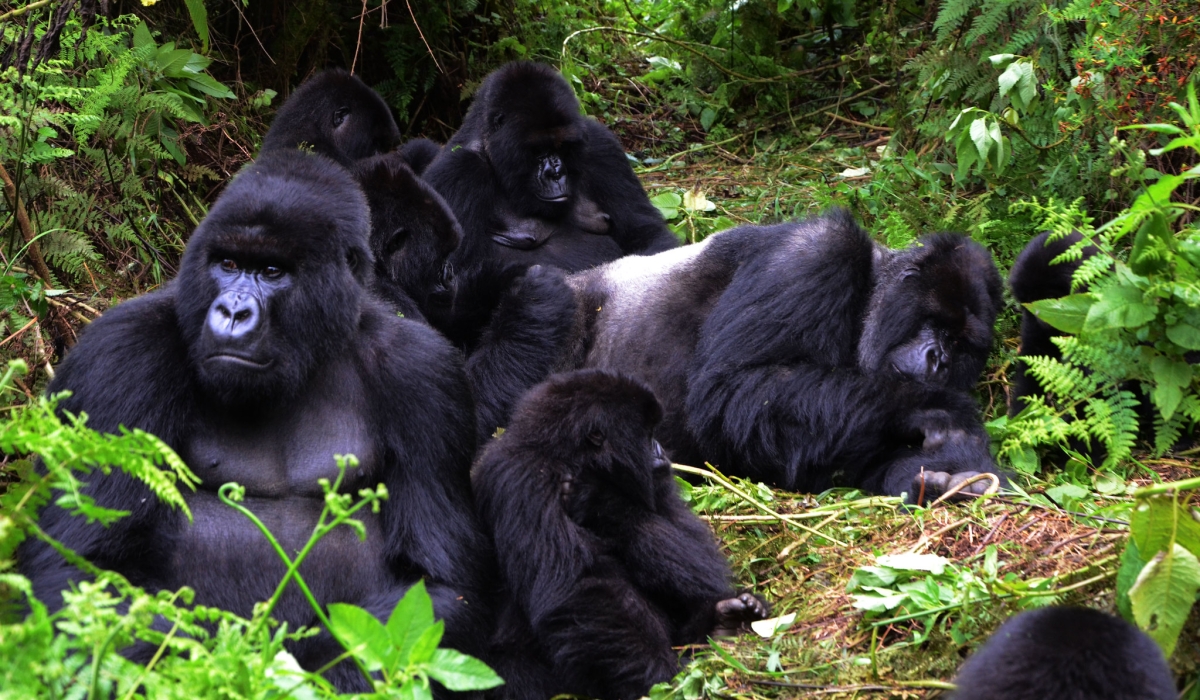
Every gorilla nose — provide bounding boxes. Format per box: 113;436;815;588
925;345;948;375
208;291;262;340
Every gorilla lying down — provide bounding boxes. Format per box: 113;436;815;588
17;149;492;691
557;209;1007;502
473;370;769;700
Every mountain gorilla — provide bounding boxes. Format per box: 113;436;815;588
350;151;576;440
17;150;491;691
260;69;399;165
474;370;769;700
1008;230;1096;417
949;607;1176;699
556;210;1006;501
423;61;678;274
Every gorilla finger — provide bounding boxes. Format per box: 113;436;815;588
913;470;951;502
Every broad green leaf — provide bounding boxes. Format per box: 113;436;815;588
187;74;236;99
1131;496;1200;559
327;602;395;671
851;590;908;612
650;192;681;221
426;649;505;691
875;553;949;574
183;0;210;52
988;53;1017;66
969;118;992;166
1116;538;1145;621
133;21;155;49
700;107;717;132
1167;321;1200;349
998;60;1036;110
264;651;321;700
1045;482;1088;506
1150;355;1192;421
398;680;433;700
1025;293;1094;334
846;566;897;591
1129;544;1200;656
407;620;445;665
1084;284;1156;331
387;580;436;665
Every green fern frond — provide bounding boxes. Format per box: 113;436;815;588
934;0;980;44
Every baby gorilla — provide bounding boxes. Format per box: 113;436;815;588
949;607;1175;700
473;370;768;700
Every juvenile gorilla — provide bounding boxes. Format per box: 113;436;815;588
352;152;577;441
473;370;768;700
17;150;491;690
260;69;399;165
949;607;1176;700
423;61;678;275
559;210;1005;501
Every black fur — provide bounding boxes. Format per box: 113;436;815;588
399;137;442;175
1008;230;1095;416
423;61;678;277
949;607;1176;700
17;150;491;691
473;370;768;700
261;69;399;165
350;152;576;442
560;210;1006;501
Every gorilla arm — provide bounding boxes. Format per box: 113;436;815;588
19;291;194;611
581;121;678;255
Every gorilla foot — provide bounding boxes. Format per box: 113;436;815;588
910;469;1000;506
712;592;770;637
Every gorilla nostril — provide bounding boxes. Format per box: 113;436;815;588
234;309;252;323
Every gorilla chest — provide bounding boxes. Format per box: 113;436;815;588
184;394;380;497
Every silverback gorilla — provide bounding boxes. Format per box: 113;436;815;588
949;607;1176;700
17;150;491;691
423;61;678;274
473;370;769;700
557;210;1006;501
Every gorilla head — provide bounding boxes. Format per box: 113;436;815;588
858;234;1003;390
504;369;666;516
468;62;586;223
174;150;372;404
353;153;461;319
261;69;399;165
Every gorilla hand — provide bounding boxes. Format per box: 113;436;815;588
711;592;771;637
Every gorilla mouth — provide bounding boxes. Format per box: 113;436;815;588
206;354;273;370
536;194;569;203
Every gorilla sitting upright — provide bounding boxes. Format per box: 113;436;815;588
423;61;678;275
473;369;769;700
557;209;1006;501
17;150;491;691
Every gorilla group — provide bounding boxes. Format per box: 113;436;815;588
18;59;1068;700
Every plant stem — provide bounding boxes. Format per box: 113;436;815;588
0;0;53;23
1134;475;1200;497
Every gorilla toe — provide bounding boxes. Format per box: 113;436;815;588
712;592;771;636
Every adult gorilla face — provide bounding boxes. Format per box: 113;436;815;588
481;63;586;222
175;151;372;404
858;234;1001;390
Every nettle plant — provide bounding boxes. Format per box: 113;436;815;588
999;83;1200;476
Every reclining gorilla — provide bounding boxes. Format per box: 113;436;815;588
949;607;1176;699
474;370;769;700
557;210;1006;501
423;61;679;274
17;150;492;691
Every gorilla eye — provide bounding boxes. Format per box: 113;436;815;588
263;266;284;280
491;112;504;128
586;430;604;447
333;107;351;128
220;259;238;272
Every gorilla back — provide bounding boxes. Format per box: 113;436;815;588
562;210;1005;500
18;150;490;690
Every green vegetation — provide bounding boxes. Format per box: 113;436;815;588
2;0;1200;696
